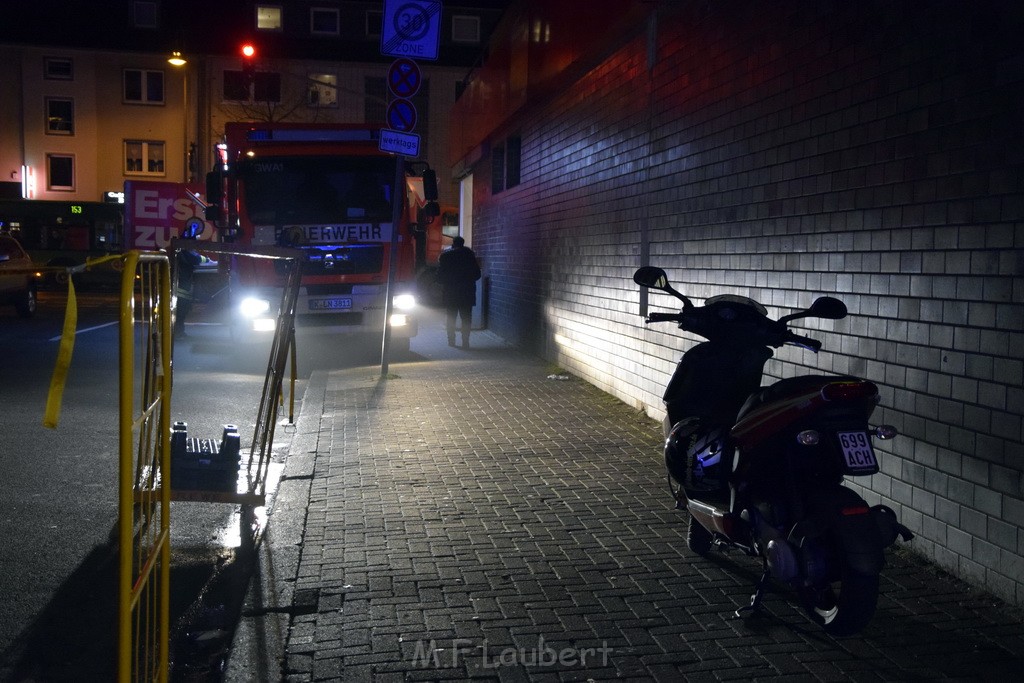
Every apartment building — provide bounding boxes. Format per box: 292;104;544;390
0;0;506;207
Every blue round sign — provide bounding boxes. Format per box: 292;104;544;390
387;98;417;132
388;58;421;98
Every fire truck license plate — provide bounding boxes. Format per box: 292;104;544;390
838;431;877;472
309;298;352;311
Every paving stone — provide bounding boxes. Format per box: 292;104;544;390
271;318;1024;681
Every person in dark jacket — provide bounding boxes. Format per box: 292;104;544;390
173;225;206;336
436;236;481;348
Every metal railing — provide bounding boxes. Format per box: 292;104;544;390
40;244;301;681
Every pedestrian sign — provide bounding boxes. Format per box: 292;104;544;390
380;0;442;60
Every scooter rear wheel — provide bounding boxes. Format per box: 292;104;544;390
686;513;713;555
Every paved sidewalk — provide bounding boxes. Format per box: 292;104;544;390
230;312;1024;682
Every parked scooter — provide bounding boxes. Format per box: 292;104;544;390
634;266;912;636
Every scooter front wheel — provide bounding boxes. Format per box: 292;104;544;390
686;513;713;555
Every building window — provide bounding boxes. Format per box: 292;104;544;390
491;144;505;194
364;76;386;122
124;69;164;104
44;57;73;80
452;15;480;43
45;98;75;135
223;71;250;102
311;7;339;35
125;140;165;175
366;10;382;37
133;1;159;28
254;72;282;102
256;5;282;30
308;73;338;107
506;134;521;188
47;154;75;191
223;70;282;103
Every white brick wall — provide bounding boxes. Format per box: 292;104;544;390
468;0;1024;605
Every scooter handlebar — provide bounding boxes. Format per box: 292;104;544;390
644;308;823;352
785;332;822;352
645;312;683;324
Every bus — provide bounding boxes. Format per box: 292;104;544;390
0;199;123;289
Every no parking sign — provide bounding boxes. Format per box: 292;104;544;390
388;57;422;98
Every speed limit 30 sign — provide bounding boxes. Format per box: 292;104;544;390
380;0;442;61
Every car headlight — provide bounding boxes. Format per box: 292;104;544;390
240;296;271;318
393;293;416;311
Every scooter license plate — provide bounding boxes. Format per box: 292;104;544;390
837;431;878;474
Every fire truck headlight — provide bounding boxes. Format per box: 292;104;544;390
252;317;276;332
390;313;410;327
393;293;416;311
239;296;271;319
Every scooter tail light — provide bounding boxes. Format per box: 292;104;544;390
820;381;878;402
796;429;820;446
872;424;898;440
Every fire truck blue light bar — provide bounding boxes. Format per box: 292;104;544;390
245;129;379;143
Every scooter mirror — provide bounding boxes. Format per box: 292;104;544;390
808;296;847;320
633;266;670;290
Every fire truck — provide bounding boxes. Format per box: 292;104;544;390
204;122;443;351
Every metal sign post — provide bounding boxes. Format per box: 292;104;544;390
380;155;406;376
378;1;439;368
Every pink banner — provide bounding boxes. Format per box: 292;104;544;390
123;180;214;250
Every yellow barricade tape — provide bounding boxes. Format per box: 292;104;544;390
77;254;122;271
42;255;122;429
43;276;78;428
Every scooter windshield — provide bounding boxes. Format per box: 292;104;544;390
704;294;768;316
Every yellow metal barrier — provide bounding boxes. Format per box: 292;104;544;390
117;250;173;683
40;244;299;680
39;252;172;681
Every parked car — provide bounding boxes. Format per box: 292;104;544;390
0;235;38;317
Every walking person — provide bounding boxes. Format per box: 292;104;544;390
436;236;481;348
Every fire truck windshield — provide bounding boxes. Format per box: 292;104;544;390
240;156;396;224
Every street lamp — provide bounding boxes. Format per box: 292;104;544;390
168;52;190;182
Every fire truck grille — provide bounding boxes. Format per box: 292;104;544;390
296;313;365;327
273;244;385;277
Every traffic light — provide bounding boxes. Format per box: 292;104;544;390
241;43;256;83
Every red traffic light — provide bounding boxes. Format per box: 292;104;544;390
241;44;256;58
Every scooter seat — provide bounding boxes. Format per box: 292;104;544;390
736;375;858;420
